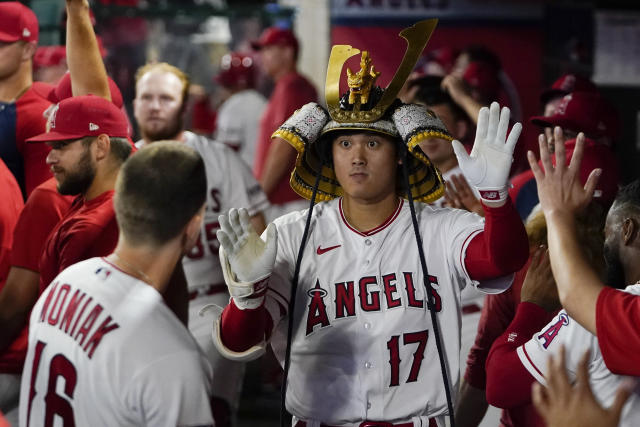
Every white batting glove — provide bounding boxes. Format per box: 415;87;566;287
452;102;522;204
217;208;277;310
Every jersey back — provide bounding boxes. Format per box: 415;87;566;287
19;257;213;427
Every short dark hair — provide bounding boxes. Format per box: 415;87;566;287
81;136;132;164
114;141;207;246
612;179;640;216
409;75;467;122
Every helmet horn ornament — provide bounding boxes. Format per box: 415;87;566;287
325;18;438;123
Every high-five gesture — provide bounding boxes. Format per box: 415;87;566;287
452;102;522;205
217;208;277;309
527;127;601;217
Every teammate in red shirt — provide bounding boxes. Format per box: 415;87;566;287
251;27;317;221
0;2;53;198
0;159;25;425
26;95;131;289
0;159;23;284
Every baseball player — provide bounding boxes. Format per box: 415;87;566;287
0;2;54;199
134;61;269;425
19;141;214;427
214;51;267;167
210;21;528;427
484;249;640;427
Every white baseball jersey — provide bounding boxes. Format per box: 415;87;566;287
18;257;213;427
181;131;269;292
215;89;267;167
182;131;268;411
264;198;513;425
516;284;640;427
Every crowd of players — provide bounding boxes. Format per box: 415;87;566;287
0;1;639;427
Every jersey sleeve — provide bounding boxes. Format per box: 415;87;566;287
221;145;269;216
596;287;640;376
485;302;556;408
517;309;599;386
10;185;71;271
439;208;488;291
124;351;213;427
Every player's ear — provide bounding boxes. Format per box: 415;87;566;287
182;204;205;253
622;217;637;245
94;134;111;162
22;41;37;61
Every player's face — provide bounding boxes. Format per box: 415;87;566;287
259;45;287;78
46;138;96;196
418;104;457;167
0;41;27;80
332;132;398;204
603;207;626;287
134;71;184;142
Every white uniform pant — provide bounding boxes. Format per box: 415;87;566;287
188;293;245;412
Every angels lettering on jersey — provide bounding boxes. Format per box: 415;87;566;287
305;272;442;336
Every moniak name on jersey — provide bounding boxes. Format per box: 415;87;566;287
305;271;442;335
36;279;120;359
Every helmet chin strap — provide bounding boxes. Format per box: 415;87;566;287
400;145;457;427
280;153;325;427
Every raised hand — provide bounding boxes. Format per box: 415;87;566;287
532;346;632;427
443;174;484;216
528;127;601;217
452;102;522;205
217;208;277;309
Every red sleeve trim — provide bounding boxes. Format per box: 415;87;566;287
485;302;554;408
220;299;270;352
521;344;545;379
465;198;529;280
596;287;640;376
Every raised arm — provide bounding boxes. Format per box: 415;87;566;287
528;128;602;334
65;0;110;100
454;102;528;279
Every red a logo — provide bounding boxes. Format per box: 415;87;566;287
537;312;569;349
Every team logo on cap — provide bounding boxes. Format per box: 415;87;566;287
89;123;100;131
46;104;60;132
23;28;31;38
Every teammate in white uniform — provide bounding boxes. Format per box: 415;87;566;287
182;130;269;413
516;287;640;427
209;21;529;427
134;62;269;425
214;52;267;167
19;142;214;427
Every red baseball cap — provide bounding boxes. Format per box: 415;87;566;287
540;73;598;105
215;52;257;88
33;45;67;69
0;2;39;43
54;73;124;108
27;95;129;143
530;91;620;140
554;137;619;203
251;27;299;56
463;61;500;101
